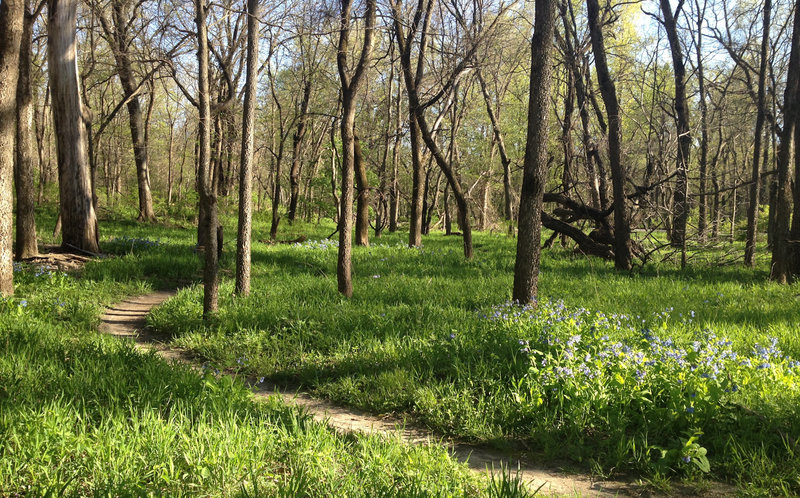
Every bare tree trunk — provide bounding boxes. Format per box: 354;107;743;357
167;116;174;205
269;132;284;240
695;0;710;243
0;0;25;295
744;0;772;266
587;0;632;270
15;1;38;259
660;0;691;248
408;116;424;246
288;81;312;223
512;0;556;304
195;0;218;317
389;93;401;232
48;0;100;253
354;134;370;246
477;69;513;221
336;0;376;298
235;0;259;297
771;2;800;283
98;0;155;221
391;0;472;258
444;184;452;235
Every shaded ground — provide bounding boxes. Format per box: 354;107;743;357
99;291;736;497
20;245;100;273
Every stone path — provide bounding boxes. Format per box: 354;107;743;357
99;291;734;497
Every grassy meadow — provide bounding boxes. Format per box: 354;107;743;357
3;202;799;495
0;207;529;496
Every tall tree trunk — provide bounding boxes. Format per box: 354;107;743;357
376;55;394;237
408;116;425;246
392;0;472;258
48;0;100;253
269;132;285;239
0;0;25;295
771;1;800;283
235;0;259;297
695;0;710;243
660;0;691;248
15;2;38;259
389;91;401;232
167;117;174;205
100;0;155;221
288;80;312;223
587;0;632;270
791;114;800;274
336;0;375;298
195;0;219;317
744;0;772;266
354;134;370;246
512;0;556;304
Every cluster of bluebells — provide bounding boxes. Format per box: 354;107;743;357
107;236;161;252
293;239;339;250
482;300;800;425
34;266;59;278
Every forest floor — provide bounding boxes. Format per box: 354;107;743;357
5;207;798;494
100;289;735;497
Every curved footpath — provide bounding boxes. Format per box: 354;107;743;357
99;291;734;497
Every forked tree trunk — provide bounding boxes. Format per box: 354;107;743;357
195;0;219;317
512;0;556;304
98;0;155;221
336;0;375;297
48;0;100;253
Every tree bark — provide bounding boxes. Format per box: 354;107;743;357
660;0;691;248
744;0;771;266
195;0;219;317
587;0;632;270
48;0;100;253
0;0;25;295
512;0;556;304
336;0;376;297
392;0;473;258
235;0;259;297
14;1;38;260
288;80;312;223
695;0;710;243
354;134;370;246
98;0;155;221
770;1;800;283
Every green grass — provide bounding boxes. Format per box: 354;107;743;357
0;210;534;496
141;209;800;494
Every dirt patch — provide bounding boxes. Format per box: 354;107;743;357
98;291;736;497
